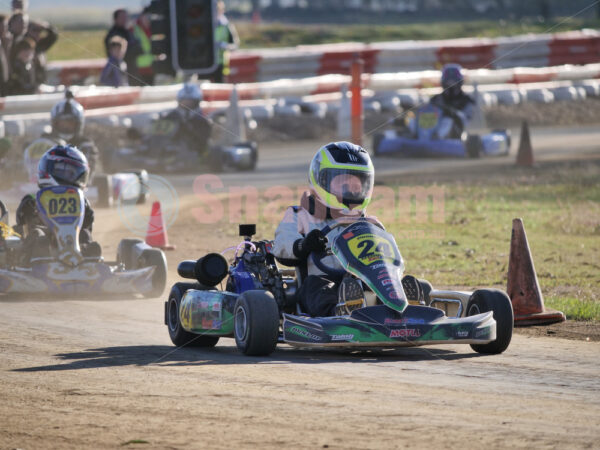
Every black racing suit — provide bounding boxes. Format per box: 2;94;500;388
160;108;212;156
429;91;475;139
14;193;97;265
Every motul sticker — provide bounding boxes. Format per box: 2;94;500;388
389;328;421;338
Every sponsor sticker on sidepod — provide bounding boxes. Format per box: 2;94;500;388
331;334;354;341
389;328;421;338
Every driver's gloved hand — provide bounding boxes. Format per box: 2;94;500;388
293;229;327;259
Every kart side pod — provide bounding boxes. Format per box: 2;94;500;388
177;253;228;287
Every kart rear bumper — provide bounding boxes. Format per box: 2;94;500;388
0;262;155;296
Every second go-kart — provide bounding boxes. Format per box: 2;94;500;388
165;221;513;356
373;103;511;158
110;116;258;174
0;185;166;298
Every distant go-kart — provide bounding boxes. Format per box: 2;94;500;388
165;221;513;356
0;186;166;298
373;103;511;158
22;137;149;209
110;116;258;174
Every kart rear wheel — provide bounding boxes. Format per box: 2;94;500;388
372;132;385;157
117;238;144;269
93;174;113;208
234;290;279;356
467;289;513;354
140;248;167;298
167;282;220;348
466;135;483;158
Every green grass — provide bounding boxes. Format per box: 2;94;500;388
46;17;599;61
372;165;600;321
46;30;106;61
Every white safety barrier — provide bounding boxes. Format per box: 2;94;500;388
2;63;599;117
2;78;598;137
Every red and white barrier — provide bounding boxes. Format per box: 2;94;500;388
43;29;600;86
4;62;599;117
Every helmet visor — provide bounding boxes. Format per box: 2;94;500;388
55;117;79;135
47;159;89;188
318;168;373;208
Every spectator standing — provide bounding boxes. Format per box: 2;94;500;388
100;36;128;88
0;15;10;96
132;7;154;86
212;1;239;83
104;9;141;85
6;36;37;95
7;11;27;60
26;20;58;85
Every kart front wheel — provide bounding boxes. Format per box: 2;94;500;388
234;290;279;356
467;289;513;354
166;282;220;348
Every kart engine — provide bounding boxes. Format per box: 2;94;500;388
228;239;297;310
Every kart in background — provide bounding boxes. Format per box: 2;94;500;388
0;185;166;298
164;222;513;357
372;104;511;158
109;116;258;174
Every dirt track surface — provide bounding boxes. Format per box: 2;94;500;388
1;296;600;450
2;129;600;449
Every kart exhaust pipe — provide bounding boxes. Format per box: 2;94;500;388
177;253;228;287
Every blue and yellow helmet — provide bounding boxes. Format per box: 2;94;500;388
309;141;374;213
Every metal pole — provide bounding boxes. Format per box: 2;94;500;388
350;57;364;146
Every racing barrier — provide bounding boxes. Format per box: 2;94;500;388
45;29;600;85
2;77;598;138
2;62;600;117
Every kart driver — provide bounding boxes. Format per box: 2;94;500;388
159;83;212;157
429;63;475;139
272;141;382;317
37;91;100;177
15;145;101;265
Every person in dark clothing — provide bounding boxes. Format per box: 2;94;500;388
429;63;475;139
100;36;128;87
0;15;10;96
160;83;212;156
25;20;58;85
15;145;100;265
5;36;37;95
104;9;141;86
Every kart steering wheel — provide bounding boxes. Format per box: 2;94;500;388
309;221;353;280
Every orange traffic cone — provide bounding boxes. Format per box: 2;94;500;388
145;201;175;251
515;121;534;167
507;218;565;326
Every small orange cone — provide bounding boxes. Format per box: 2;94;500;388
515;121;534;167
507;218;565;326
145;201;175;251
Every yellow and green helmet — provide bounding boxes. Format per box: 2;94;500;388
309;142;374;213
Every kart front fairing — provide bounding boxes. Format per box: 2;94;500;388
282;221;497;347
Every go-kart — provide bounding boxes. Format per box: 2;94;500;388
110;116;258;174
0;185;167;297
165;221;513;356
17;137;148;209
373;104;511;158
